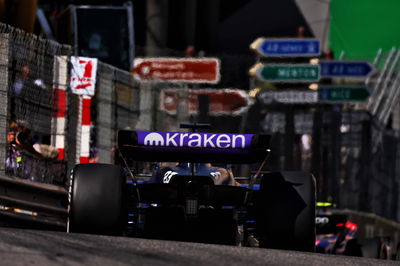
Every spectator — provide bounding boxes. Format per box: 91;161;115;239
89;129;99;163
185;45;195;57
12;120;58;159
81;32;109;59
11;65;30;97
6;120;60;182
89;146;99;163
6;122;21;175
13;120;42;157
322;49;334;60
33;143;59;159
10;65;31;120
297;26;305;38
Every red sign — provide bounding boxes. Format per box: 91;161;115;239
160;89;252;115
132;58;220;84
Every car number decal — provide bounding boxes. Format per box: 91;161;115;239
210;171;221;179
163;171;178;183
316;217;330;224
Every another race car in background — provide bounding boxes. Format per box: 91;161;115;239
316;203;394;259
67;124;316;251
316;204;359;255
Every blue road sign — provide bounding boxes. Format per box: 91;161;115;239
320;61;375;77
251;38;321;57
318;86;370;102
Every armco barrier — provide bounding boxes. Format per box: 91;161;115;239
0;175;67;230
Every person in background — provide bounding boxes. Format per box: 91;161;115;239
11;65;30;97
185;45;195;57
10;65;30;120
13;120;41;157
6;121;21;175
6;120;38;177
297;26;305;38
89;146;99;163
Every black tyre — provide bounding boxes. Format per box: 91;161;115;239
68;163;126;235
395;244;400;260
358;238;387;259
255;171;316;252
343;239;363;257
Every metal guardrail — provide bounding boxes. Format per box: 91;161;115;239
0;175;67;231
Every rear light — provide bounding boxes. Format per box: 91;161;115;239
345;221;358;231
336;222;357;231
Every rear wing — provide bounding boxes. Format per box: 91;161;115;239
117;130;271;164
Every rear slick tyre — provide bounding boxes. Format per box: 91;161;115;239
68;163;126;235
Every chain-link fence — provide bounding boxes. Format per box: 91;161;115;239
90;62;140;166
0;23;71;184
0;24;142;185
339;49;400;221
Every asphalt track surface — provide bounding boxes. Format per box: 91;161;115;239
0;227;398;266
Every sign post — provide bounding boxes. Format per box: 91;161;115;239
70;56;98;164
132;57;220;84
160;89;251;115
250;38;321;57
320;61;375;77
258;90;318;104
250;63;320;83
70;56;98;96
318;86;371;102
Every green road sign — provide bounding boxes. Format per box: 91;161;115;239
250;63;320;82
319;86;370;102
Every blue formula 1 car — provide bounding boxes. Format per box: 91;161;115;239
67;124;316;252
316;207;392;259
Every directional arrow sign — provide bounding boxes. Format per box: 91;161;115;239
320;61;375;77
258;90;318;104
250;38;321;57
161;89;252;115
250;63;320;82
318;86;370;102
132;57;220;83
